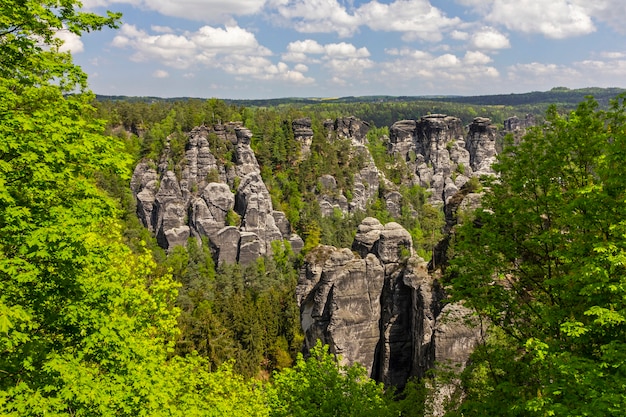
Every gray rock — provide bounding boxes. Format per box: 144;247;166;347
131;123;301;265
298;218;482;396
293;117;313;158
466;117;497;176
236;172;284;256
288;234;305;255
214;226;240;265
272;210;292;238
352;217;384;258
238;231;262;265
325;116;370;146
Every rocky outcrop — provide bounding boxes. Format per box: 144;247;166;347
315;117;381;215
388;115;498;205
297;218;482;396
131;123;302;264
293;117;314;158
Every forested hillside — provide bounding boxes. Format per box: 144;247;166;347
3;2;626;416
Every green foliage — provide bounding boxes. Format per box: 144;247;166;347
225;209;241;227
164;239;302;377
269;341;397;417
447;95;626;416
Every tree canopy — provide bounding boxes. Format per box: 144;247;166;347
446;95;626;416
0;2;269;415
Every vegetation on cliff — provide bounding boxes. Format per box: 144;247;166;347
447;95;626;416
3;1;626;416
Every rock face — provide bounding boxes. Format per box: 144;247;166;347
315;117;381;215
292;117;314;158
297;218;482;396
131;123;302;264
388;115;498;205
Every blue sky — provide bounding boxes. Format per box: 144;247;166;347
64;0;626;99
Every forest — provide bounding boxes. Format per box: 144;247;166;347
2;1;626;416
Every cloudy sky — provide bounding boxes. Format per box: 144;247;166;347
71;0;626;99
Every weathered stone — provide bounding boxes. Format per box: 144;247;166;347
236;172;284;256
429;303;482;417
317;174;350;216
466;117;497;176
272;210;291;238
238;231;262;265
352;217;384;258
376;222;413;264
289;234;305;255
326;116;371;146
293;117;313;157
298;218;481;397
350;160;380;213
131;123;301;264
384;191;403;219
214;226;240;265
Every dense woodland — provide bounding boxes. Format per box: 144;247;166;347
2;1;626;416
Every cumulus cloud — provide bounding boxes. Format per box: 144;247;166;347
112;24;268;68
151;25;174;33
450;30;470;41
581;0;626;34
599;51;626;59
112;23;312;84
281;39;373;86
271;0;460;41
56;30;84;53
324;42;370;58
455;0;595;39
464;50;493;65
357;0;462;42
379;47;500;91
470;27;510;50
506;62;581;90
82;0;267;22
272;0;360;37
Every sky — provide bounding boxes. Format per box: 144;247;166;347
64;0;626;99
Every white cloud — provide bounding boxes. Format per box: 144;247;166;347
112;24;266;69
506;62;581;88
380;47;500;91
470;27;510;50
153;69;170;78
112;24;314;84
450;30;470;41
82;0;267;22
458;0;595;39
324;42;370;58
464;51;493;65
581;0;626;34
599;51;626;59
357;0;462;42
272;0;460;41
56;30;84;53
286;39;325;54
273;0;360;37
294;63;309;72
505;55;626;90
283;39;328;62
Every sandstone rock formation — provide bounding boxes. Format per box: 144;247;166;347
297;217;482;401
131;123;302;264
292;117;314;158
388;115;498;205
314;117;381;215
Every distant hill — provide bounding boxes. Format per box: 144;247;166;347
95;87;625;108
